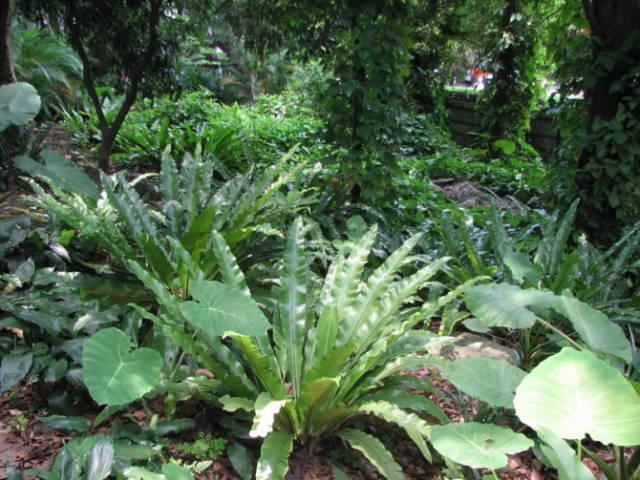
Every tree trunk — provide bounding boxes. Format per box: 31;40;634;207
489;0;518;141
97;128;115;172
582;0;640;129
576;0;640;239
0;0;16;85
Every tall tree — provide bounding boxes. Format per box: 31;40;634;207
575;0;640;239
63;0;163;171
0;0;16;84
481;0;539;144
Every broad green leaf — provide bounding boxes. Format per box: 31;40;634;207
114;443;158;460
123;467;165;480
40;415;90;433
430;422;533;469
210;230;250;295
83;328;162;406
514;348;640;446
250;393;287;438
503;250;540;285
0;82;41;130
226;333;286;399
161;464;193;480
358;401;433;463
44;358;69;384
277;218;307;399
360;389;448;423
494;139;516;155
553;296;631;362
220;395;254;412
86;438;114;480
436;357;526;408
0;352;32;393
297;377;338;428
256;431;294;480
536;429;596;480
180;281;270;337
465;283;555;328
16;151;99;199
338;428;405;480
228;441;254;480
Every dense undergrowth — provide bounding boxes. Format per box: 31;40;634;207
2;82;640;480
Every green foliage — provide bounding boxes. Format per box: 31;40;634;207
20;148;314;304
11;27;83;116
0;82;41;132
514;347;640;446
479;0;542;145
62;90;326;169
465;282;631;362
82;327;163;406
175;433;227;461
430;422;533;470
204;222;463;479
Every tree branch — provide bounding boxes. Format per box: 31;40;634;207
65;0;108;133
108;0;162;137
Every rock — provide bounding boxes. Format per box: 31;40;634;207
427;332;520;364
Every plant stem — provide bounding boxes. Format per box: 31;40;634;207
491;469;500;480
535;316;584;350
617;446;627;480
577;439;583;460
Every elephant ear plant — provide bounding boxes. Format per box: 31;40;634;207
82;219;472;479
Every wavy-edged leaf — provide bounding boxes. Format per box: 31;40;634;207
514;347;640;446
220;395;255;413
226;333;285;399
430;422;533;470
332;226;379;345
210;230;249;295
297;377;338;429
360;389;448;423
250;393;287;438
83;328;162;406
255;431;294;480
353;258;449;353
342;233;422;344
305;307;339;369
358;401;433;463
276;218;308;399
338;428;405;480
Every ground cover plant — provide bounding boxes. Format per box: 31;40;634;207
1;1;640;479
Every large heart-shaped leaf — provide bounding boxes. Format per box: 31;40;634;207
15;150;100;199
514;348;640;446
83;328;162;406
180;280;270;337
0;82;41;131
436;357;526;408
430;422;533;469
465;283;555;329
466;284;631;362
552;295;631;362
